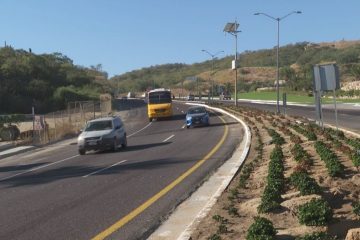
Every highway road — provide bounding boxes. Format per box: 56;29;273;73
0;100;242;240
221;100;360;134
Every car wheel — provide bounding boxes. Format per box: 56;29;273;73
149;118;152;122
121;135;127;148
79;149;86;155
112;137;118;152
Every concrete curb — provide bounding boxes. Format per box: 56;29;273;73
149;103;251;240
0;146;37;159
0;143;14;152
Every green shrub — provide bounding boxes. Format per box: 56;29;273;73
208;234;221;240
246;216;277;240
291;143;312;166
212;215;228;224
298;198;333;226
351;151;360;167
290;172;321;195
228;206;239;216
217;224;228;234
353;201;360;216
267;128;285;145
291;125;317;141
314;141;344;177
296;232;336;240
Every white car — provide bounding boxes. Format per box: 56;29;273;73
77;116;127;155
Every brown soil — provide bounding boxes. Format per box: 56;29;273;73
190;106;360;240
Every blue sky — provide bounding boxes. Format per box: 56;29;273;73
1;0;359;77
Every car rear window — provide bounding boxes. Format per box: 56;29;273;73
188;107;205;114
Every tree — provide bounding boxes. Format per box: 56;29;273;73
351;64;360;80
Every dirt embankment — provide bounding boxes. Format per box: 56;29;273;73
191;105;360;240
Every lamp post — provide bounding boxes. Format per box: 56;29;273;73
201;50;224;102
254;11;301;114
223;21;241;107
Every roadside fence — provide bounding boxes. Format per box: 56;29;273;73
0;100;112;146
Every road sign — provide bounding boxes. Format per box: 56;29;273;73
34;115;45;130
313;63;340;91
313;63;340;130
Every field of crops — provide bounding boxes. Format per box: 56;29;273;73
191;104;360;240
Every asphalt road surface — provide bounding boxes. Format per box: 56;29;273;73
220;100;360;134
0;100;242;240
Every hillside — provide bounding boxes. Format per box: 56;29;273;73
0;47;112;114
111;40;360;95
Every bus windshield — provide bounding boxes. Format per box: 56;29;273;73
148;91;172;104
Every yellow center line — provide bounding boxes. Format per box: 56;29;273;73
91;116;229;240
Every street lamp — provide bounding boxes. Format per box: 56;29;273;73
254;11;301;114
201;49;224;102
223;21;241;107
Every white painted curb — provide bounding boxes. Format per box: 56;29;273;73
149;103;251;240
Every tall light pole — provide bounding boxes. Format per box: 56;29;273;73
254;11;301;114
201;50;224;102
223;21;241;107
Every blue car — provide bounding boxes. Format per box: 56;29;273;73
185;106;210;128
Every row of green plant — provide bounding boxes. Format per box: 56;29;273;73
314;141;345;177
326;128;360;167
208;215;231;240
279;124;303;144
267;128;285;145
315;125;360;167
291;143;312;167
258;145;285;213
238;126;264;188
291;124;317;141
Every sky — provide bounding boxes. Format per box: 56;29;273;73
1;0;360;77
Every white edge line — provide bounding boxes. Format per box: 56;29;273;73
82;160;127;178
0;155;79;182
163;134;175;143
128;122;152;137
175;102;251;240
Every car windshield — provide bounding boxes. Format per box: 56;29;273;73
188;107;206;114
84;120;113;131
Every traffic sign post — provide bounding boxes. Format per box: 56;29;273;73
282;92;287;115
313;63;340;130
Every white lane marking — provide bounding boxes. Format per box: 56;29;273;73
128;122;152;137
82;160;127;178
182;124;186;129
163;134;175;142
0;155;79;182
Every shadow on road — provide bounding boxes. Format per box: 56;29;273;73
0;157;197;188
93;142;171;154
0;163;48;173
